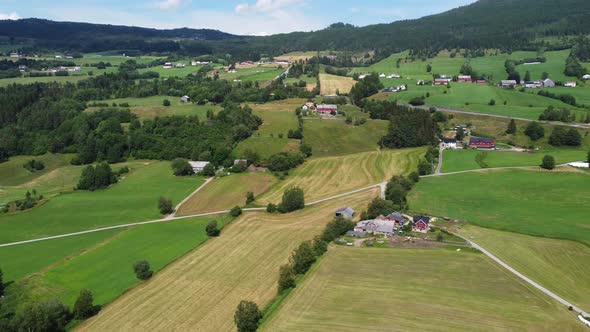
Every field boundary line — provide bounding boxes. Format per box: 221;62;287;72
170;177;214;219
452;231;589;318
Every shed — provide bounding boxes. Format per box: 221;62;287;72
180;95;191;103
189;161;210;173
335;207;355;219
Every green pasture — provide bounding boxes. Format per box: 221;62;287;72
409;169;590;245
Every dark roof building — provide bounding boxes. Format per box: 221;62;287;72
469;137;495;149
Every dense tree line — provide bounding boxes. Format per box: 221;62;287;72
350;74;383;105
538;106;576;122
537;91;577;107
548;127;582;146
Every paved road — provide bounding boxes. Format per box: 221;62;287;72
434;144;444;174
401;103;590;129
452;231;589;318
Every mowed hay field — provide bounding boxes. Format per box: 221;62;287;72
458;225;590;311
302;119;389;157
319;73;356;95
262;246;580;331
176;172;277;215
257;148;425;204
249;99;303;137
78;189;378;332
409;170;590;246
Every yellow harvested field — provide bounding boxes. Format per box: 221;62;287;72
176;172;277;215
319;73;356;95
257;148;425;204
78;189;378;332
262;246;581;331
274;51;326;62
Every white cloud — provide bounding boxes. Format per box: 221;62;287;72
154;0;182;10
235;0;306;14
0;12;20;20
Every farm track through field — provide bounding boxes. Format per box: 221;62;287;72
3;164;582;248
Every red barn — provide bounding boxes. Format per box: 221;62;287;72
412;216;431;232
316;104;338;114
434;78;451;85
469;137;495;149
457;75;472;83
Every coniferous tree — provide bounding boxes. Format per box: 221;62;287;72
506;119;517;134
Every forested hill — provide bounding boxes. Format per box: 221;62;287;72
0;18;238;53
247;0;590;55
2;0;590;56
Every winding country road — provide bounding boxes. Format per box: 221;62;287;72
401;103;590;129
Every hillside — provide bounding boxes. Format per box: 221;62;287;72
2;0;590;56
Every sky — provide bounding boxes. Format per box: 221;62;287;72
0;0;477;36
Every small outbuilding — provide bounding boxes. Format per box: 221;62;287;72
441;138;458;149
335;207;355;219
189;161;210;173
180;95;191;103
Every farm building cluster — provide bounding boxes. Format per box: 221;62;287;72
301;99;338;115
335;208;432;237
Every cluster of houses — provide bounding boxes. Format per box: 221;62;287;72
163;62;187;69
441;137;496;150
188;159;249;175
383;85;407;93
378;73;401;79
434;75;486;85
501;78;577;89
47;66;81;73
334;208;432;237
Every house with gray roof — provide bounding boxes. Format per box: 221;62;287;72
335;207;355;219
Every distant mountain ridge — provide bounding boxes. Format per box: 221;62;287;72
1;0;590;56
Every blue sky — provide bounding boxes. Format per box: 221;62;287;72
0;0;477;36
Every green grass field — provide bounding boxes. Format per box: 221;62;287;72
386;82;583;120
515;49;570;82
40;215;229;306
0;161;205;243
302;118;388;157
527;85;590;107
249;99;303;137
87;95;220;120
217;66;284;83
0;229;122;282
409;169;590;245
441;149;587;173
138;65;198;77
234;137;300;160
262;246;580;331
0;74;92;87
0;154;73;187
458;225;590;311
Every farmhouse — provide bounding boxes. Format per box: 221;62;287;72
316;104;338;115
441;138;457;149
18;65;28;71
163;62;173;69
564;81;577;87
542;78;555;87
583;74;590;80
354;219;395;235
234;159;248;166
417;80;425;85
524;81;543;88
384;85;406;93
457;75;472;83
305;98;316;110
175;63;186;68
188;161;211;173
469;137;495;149
180;95;191;103
335;207;355;219
379;73;386;78
48;66;68;73
65;55;74;59
68;66;81;72
500;80;517;88
9;52;21;58
377;212;406;226
476;79;487;84
412;216;431;232
434;78;451;85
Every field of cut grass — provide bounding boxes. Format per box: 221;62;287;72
302;118;388;157
218;66;284;83
257;148;425;204
0;74;92;87
441;149;587;173
176;172;277;215
249;99;303;137
78;189;378;332
408;169;590;245
319;73;356;95
0;161;205;243
0;154;73;187
138;65;198;77
458;225;590;311
81;54;164;66
528;85;590;107
274;51;330;62
262;246;580;331
87;95;220;120
234;137;300;160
